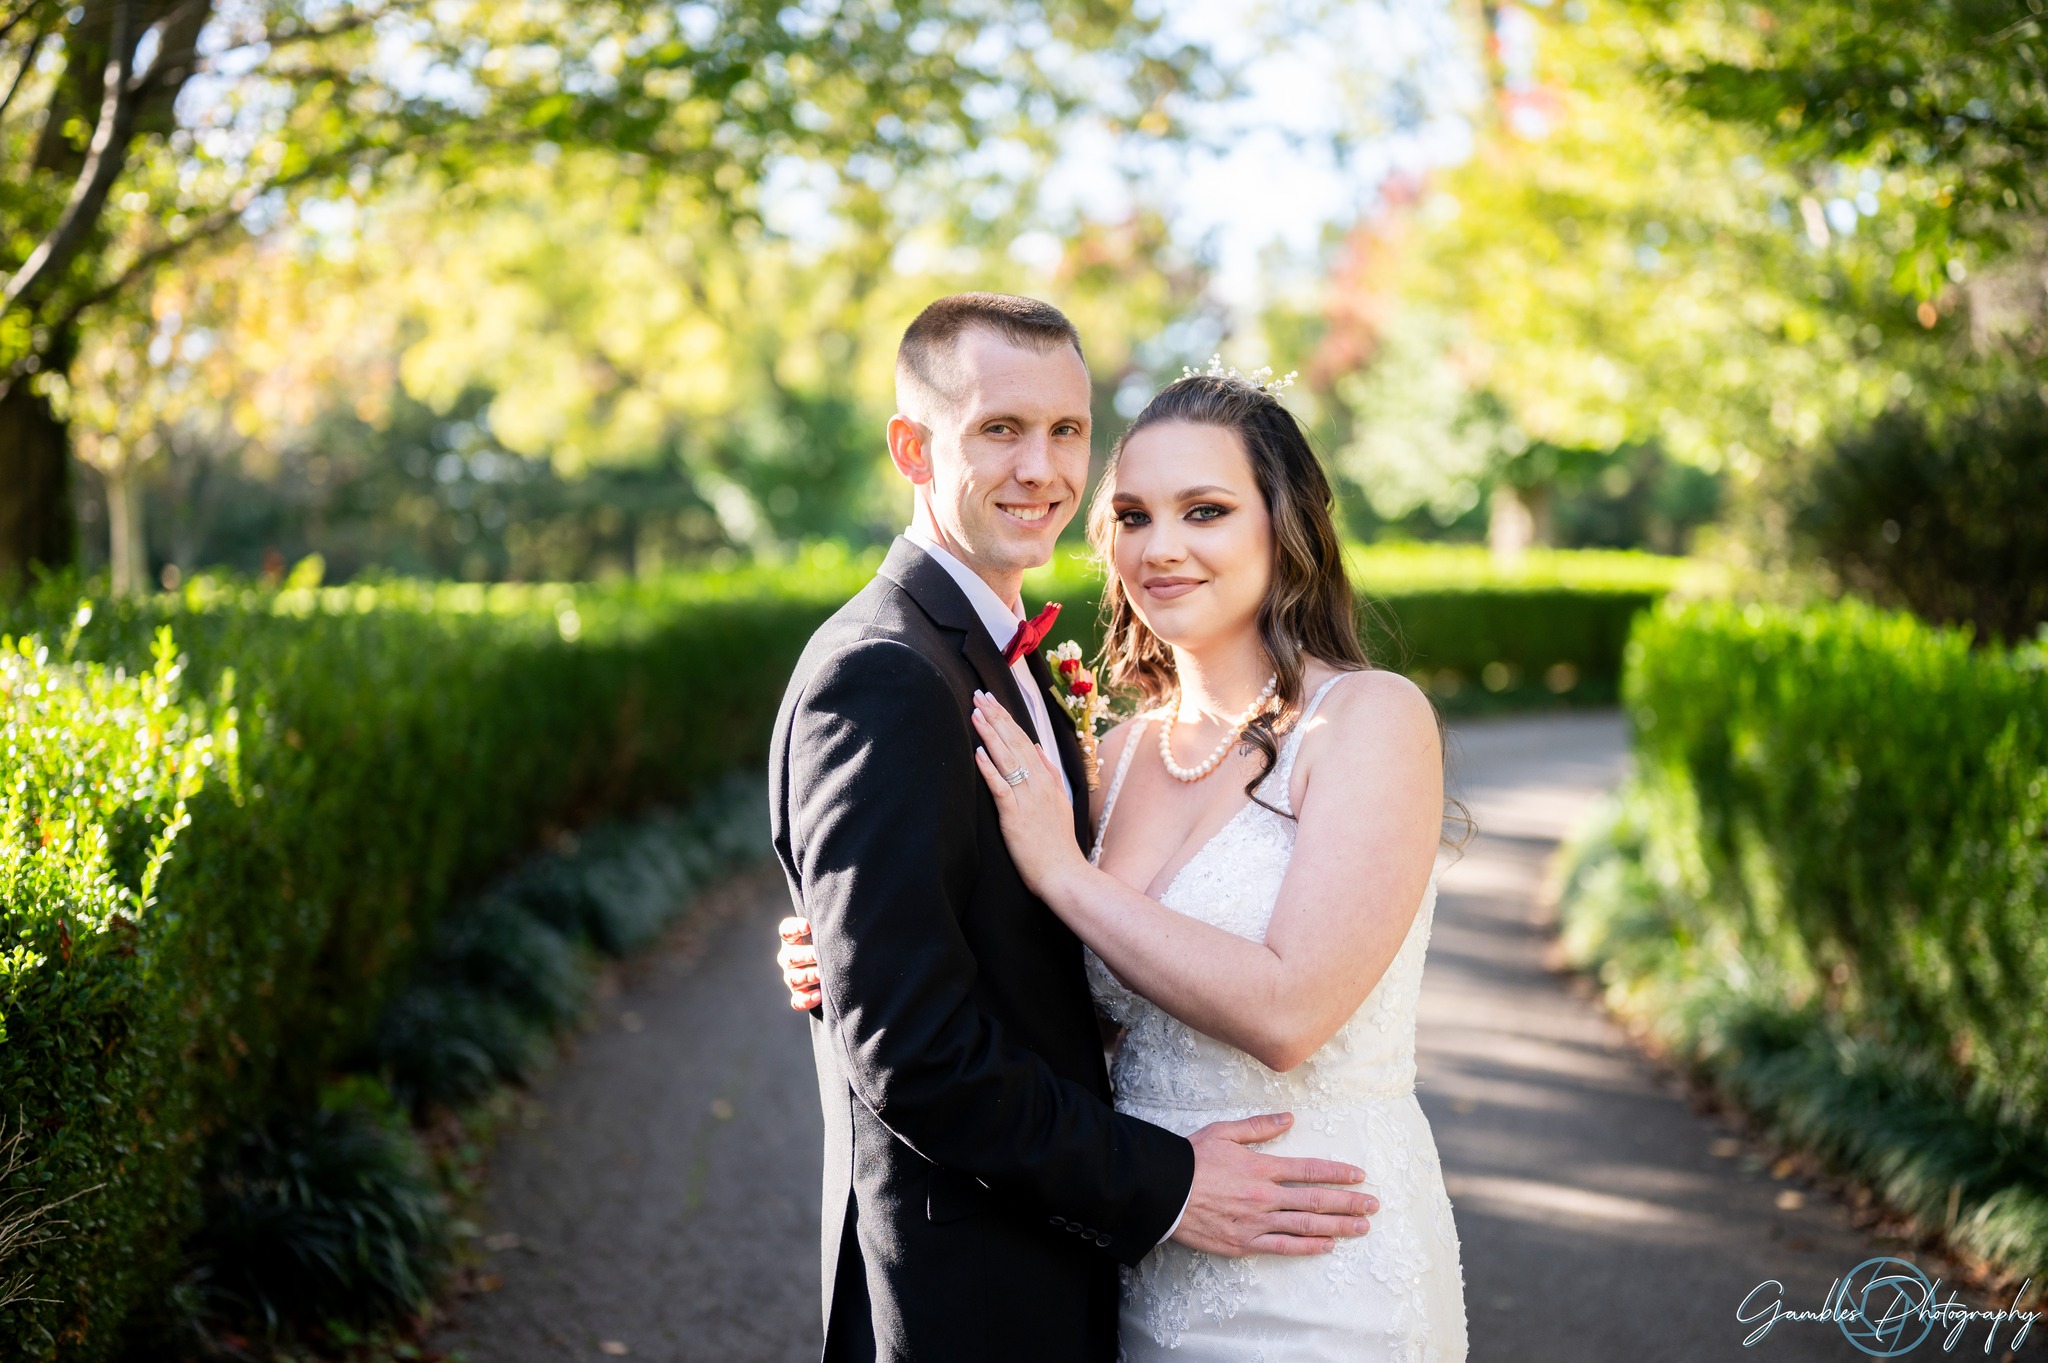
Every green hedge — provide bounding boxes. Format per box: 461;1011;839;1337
0;556;865;1360
1559;598;2048;1275
1029;543;1702;710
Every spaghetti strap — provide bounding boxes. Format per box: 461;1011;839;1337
1265;673;1354;816
1089;719;1149;864
1297;672;1349;730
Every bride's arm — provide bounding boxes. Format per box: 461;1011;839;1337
971;672;1441;1073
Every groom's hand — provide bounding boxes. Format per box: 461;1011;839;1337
1174;1113;1377;1257
778;917;821;1011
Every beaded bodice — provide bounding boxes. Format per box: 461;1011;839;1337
1084;677;1439;1124
1082;675;1466;1363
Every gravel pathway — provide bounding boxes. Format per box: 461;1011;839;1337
431;712;1934;1363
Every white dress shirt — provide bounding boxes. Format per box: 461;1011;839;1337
903;527;1072;801
903;527;1190;1245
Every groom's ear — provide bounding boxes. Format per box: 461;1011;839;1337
887;413;935;485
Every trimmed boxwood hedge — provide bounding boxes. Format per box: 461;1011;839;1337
0;541;1696;1356
1559;598;2048;1276
1030;543;1697;710
0;558;866;1360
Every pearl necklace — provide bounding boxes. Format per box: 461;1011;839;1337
1158;676;1278;783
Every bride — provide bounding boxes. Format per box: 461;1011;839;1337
963;370;1468;1362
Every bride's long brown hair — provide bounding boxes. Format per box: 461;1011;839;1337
1087;373;1376;814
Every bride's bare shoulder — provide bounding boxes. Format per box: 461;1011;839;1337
1305;666;1437;751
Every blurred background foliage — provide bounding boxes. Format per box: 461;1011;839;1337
1;0;1204;583
3;0;2038;642
0;0;2033;581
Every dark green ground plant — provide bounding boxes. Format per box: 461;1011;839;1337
216;781;774;1342
188;1104;447;1339
372;985;552;1116
369;893;588;1114
433;897;587;1034
371;779;768;1115
506;777;769;957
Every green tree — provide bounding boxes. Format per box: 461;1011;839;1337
0;0;1192;578
1321;0;1949;550
82;154;1214;577
1654;0;2048;300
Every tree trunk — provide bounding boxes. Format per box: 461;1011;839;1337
0;379;76;584
1487;482;1554;566
105;461;148;597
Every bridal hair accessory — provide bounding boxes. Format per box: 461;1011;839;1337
1159;675;1278;782
1045;640;1109;790
1182;355;1298;398
1005;601;1062;666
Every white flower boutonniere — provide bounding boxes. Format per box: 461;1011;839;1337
1045;640;1109;790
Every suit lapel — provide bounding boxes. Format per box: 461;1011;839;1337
878;537;1090;843
959;615;1035;734
877;537;1033;734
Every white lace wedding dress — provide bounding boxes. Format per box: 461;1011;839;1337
1085;675;1468;1363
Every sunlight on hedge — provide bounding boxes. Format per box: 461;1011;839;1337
1558;598;2048;1277
0;612;235;1043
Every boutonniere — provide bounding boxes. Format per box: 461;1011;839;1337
1045;640;1109;790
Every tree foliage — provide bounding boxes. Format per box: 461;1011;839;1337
3;0;1183;373
1323;0;1948;524
1;0;1196;572
1652;0;2048;298
1792;390;2048;642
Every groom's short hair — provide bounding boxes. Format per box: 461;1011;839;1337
897;293;1084;416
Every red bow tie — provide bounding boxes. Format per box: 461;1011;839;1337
1003;601;1062;666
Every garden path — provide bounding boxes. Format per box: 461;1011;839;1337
432;712;1898;1363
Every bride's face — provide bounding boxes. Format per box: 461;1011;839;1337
1109;420;1273;654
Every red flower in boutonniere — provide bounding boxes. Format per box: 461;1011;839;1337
1045;640;1109;790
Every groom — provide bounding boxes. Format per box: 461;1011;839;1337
768;293;1376;1363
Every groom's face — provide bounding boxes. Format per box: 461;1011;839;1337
893;329;1092;581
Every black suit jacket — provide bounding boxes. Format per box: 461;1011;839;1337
769;538;1196;1363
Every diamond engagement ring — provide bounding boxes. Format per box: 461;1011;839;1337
1003;766;1029;786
